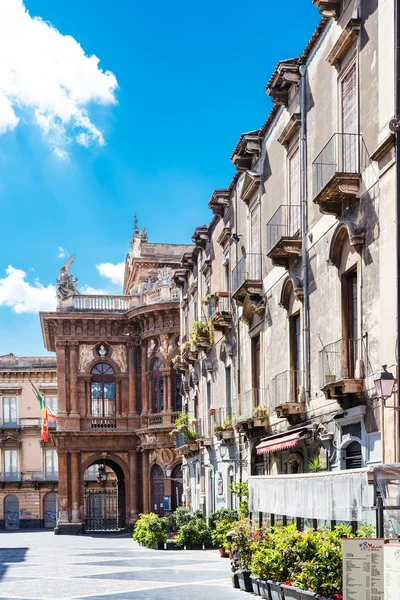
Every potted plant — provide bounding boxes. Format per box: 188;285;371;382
253;404;268;426
325;368;336;384
209;407;216;416
174;515;211;550
211;518;234;557
132;513;168;549
230;519;254;592
191;320;215;346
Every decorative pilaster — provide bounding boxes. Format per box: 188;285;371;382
70;451;81;522
141;345;149;413
142;450;150;513
128;343;137;415
167;371;173;412
56;341;67;416
69;342;79;415
129;451;139;522
57;451;69;523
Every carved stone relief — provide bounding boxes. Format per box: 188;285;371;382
79;344;96;372
110;345;127;372
150;447;175;466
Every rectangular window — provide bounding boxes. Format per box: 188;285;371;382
290;314;301;400
289;147;300;235
342;269;358;377
250;205;261;280
225;366;232;418
45;449;58;474
45;396;58;415
2;397;17;426
252;336;261;407
4;449;18;476
341;64;357;172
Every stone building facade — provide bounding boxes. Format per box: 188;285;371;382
174;0;399;528
0;354;58;529
40;222;192;533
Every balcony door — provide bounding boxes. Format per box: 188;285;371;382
341;64;357;173
252;336;261;406
250;204;261;279
342;269;358;378
3;397;17;426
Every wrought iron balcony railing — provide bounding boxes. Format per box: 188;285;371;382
270;369;301;409
312;133;368;216
0;472;22;482
266;205;301;254
318;338;366;390
30;471;59;482
232;253;263;302
232;388;267;422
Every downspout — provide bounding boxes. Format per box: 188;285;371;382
234;184;243;484
300;64;311;404
396;0;400;461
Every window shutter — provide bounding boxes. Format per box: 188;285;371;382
341;65;357;172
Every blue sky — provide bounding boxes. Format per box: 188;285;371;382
0;0;320;355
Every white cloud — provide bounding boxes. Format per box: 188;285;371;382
57;246;69;259
0;0;118;156
96;262;125;287
79;284;113;296
0;265;57;313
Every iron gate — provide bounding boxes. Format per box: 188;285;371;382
84;489;122;532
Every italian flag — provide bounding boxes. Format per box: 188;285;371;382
30;382;56;443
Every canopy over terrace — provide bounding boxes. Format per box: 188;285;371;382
248;468;375;524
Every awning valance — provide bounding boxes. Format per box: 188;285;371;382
256;430;304;455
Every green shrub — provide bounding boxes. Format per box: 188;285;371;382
208;508;238;531
172;506;204;530
174;517;211;548
211;518;235;551
230;518;253;571
132;513;168;548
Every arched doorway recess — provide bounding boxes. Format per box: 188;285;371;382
151;464;165;515
171;464;183;512
43;492;58;528
4;495;19;530
83;458;126;532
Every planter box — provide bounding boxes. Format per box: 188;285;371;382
238;571;253;593
268;580;283;600
282;585;302;600
250;575;260;595
232;573;240;589
258;580;271;599
151;541;165;550
222;430;234;440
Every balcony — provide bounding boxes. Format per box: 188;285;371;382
312;133;368;217
266;205;302;269
210;408;234;441
0;417;51;430
30;471;58;482
270;370;305;421
205;293;232;330
74;295;138;312
175;432;199;456
232;388;268;430
91;418;116;430
319;338;364;405
140;412;180;430
0;472;22;482
231;253;263;305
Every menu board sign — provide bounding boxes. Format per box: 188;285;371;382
384;544;400;600
343;538;384;600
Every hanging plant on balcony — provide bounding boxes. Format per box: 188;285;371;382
170;412;197;442
200;292;219;305
191;320;215;345
222;415;233;430
171;354;182;365
253;405;268;423
180;341;191;352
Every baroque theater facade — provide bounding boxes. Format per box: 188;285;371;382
40;222;192;534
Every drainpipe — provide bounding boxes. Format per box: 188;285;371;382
396;0;400;461
300;64;311;404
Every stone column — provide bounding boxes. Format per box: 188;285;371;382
128;343;137;415
142;450;150;513
70;451;81;523
57;451;69;524
141;345;149;413
69;342;79;415
168;370;173;412
129;451;139;522
56;341;67;416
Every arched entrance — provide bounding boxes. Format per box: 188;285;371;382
4;495;19;530
83;459;126;532
43;492;58;528
151;464;165;515
171;464;183;511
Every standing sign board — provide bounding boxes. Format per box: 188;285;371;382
343;538;384;600
384;544;400;600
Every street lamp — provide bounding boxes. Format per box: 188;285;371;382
374;365;398;410
97;463;107;486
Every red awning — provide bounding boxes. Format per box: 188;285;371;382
256;430;303;455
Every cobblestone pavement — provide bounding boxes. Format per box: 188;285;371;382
0;531;244;600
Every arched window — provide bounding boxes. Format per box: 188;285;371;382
152;359;164;413
91;363;115;418
344;441;362;469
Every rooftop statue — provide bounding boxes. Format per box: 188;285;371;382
57;255;78;304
